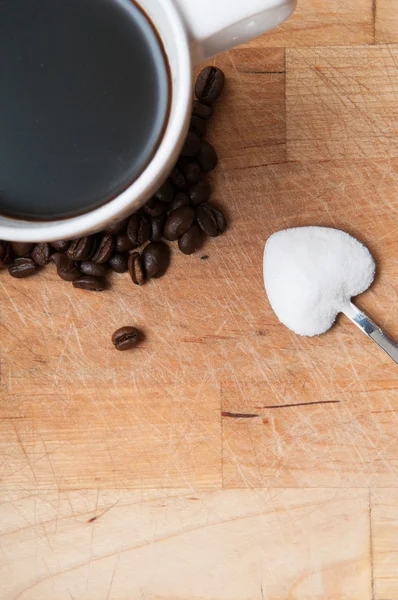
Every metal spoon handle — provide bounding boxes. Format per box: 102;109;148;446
342;302;398;365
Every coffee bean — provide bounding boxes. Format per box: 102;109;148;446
67;237;94;261
195;66;225;105
192;100;213;120
115;232;135;253
50;240;70;252
128;252;145;286
190;115;207;138
105;218;128;235
0;241;13;267
178;224;204;255
92;233;114;263
142;242;170;279
52;252;80;281
11;242;34;257
169;193;190;212
196;204;226;237
143;198;167;217
31;242;52;266
181;132;201;157
127;214;151;248
150;214;166;242
108;253;128;273
8;257;38;278
188;180;210;205
183;161;201;183
73;275;105;291
170;167;186;189
198;140;218;172
80;261;107;277
163;206;195;241
112;326;141;351
155;181;174;204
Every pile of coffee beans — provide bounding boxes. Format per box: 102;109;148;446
0;67;227;314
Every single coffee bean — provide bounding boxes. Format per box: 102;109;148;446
127;214;151;248
112;326;141;351
50;240;70;252
92;233;114;264
73;275;105;291
169;193;190;212
192;100;213;120
198;140;218;172
188;180;211;205
31;242;52;266
11;242;34;257
190;115;207;138
195;66;225;105
150;214;166;242
196;203;226;237
80;261;107;277
142;242;170;279
170;167;186;189
67;236;94;261
52;253;80;281
0;241;13;267
181;132;201;157
116;232;135;253
163;206;195;241
154;181;174;204
57;268;81;282
143;198;168;217
105;218;128;236
183;161;201;183
128;252;145;286
108;253;128;273
178;224;204;255
8;257;38;279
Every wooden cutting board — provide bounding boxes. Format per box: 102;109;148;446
2;1;398;598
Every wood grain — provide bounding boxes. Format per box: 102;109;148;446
371;488;398;599
376;0;398;43
0;488;371;599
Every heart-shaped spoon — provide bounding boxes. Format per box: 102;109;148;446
263;226;398;364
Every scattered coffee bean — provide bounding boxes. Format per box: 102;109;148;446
80;261;107;277
169;193;190;212
198;140;218;172
127;214;151;248
188;180;210;205
50;240;70;252
142;242;170;279
92;233;114;263
73;275;105;291
178;224;204;255
143;198;167;217
183;161;201;183
8;257;38;279
170;167;186;189
112;326;141;351
31;243;52;266
190;115;207;138
195;66;225;105
196;203;226;237
201;255;209;261
128;252;145;286
108;253;128;273
67;236;94;261
192;100;213;120
181;132;201;157
116;232;135;253
11;241;35;257
150;214;166;242
105;218;128;235
52;253;80;281
163;206;195;241
154;181;174;204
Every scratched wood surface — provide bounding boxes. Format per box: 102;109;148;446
2;1;398;598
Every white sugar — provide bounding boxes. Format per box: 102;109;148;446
263;227;376;337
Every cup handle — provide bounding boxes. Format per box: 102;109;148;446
173;0;296;65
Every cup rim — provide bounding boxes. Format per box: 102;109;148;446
0;0;192;242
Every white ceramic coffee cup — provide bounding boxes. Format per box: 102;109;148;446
0;0;296;242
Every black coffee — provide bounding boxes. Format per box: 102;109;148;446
0;0;169;220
